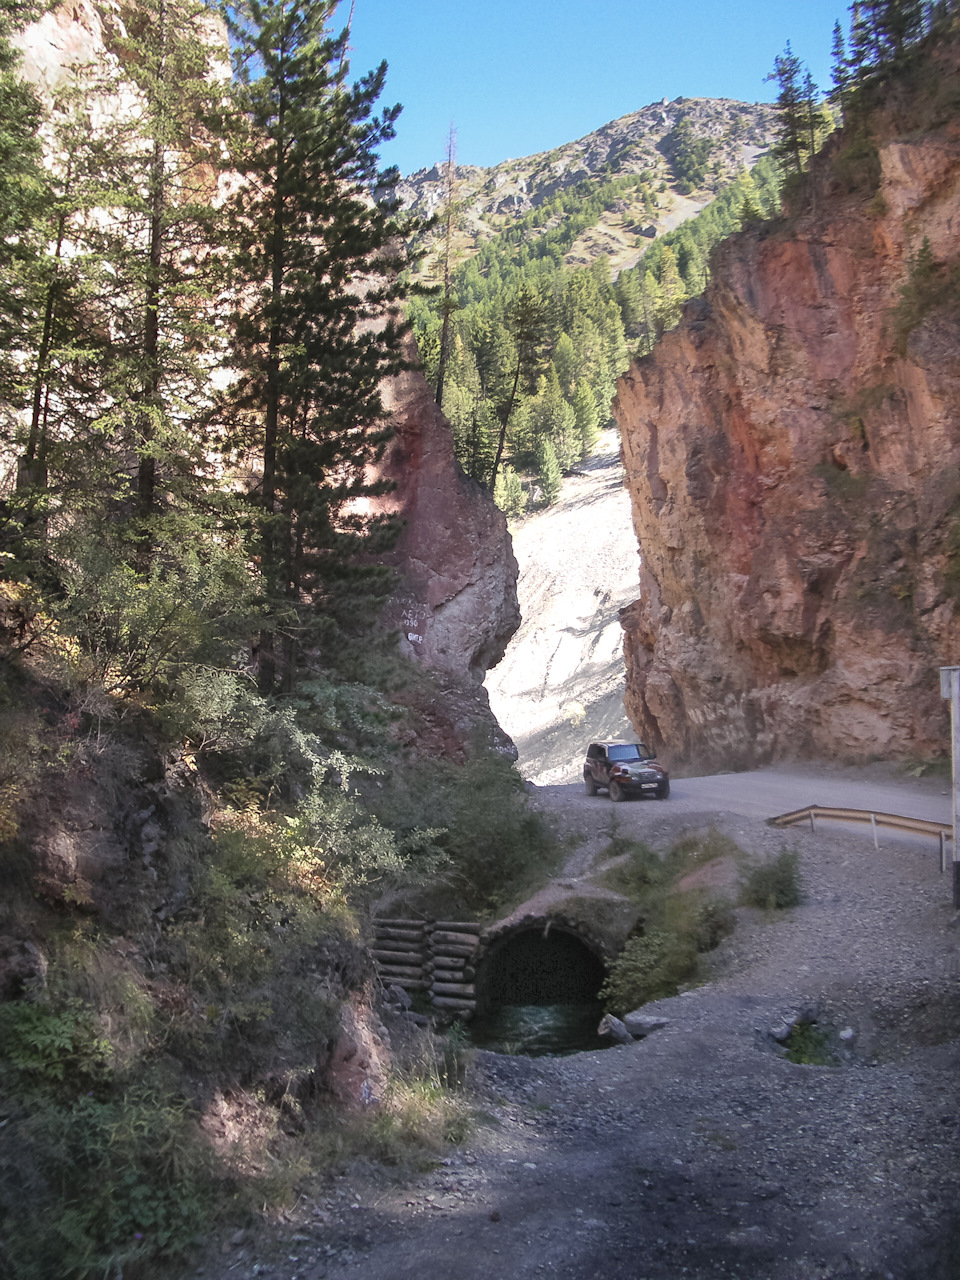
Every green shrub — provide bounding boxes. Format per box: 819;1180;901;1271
600;928;698;1015
892;236;959;352
830;130;881;194
372;749;559;916
0;1085;217;1280
784;1021;834;1065
601;826;745;901
739;849;802;910
663;826;745;874
599;839;665;897
0;998;112;1087
691;897;736;951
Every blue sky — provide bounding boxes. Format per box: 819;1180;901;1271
341;0;846;177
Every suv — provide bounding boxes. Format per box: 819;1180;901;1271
583;741;670;802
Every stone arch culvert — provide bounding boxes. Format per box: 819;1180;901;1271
374;911;629;1053
471;915;610;1015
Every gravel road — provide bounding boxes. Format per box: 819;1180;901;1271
195;764;960;1280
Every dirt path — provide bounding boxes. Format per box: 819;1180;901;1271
196;764;960;1280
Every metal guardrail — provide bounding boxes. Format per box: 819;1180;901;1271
768;804;954;871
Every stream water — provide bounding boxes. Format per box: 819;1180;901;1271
468;1000;610;1056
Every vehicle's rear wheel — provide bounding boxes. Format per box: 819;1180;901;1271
585;774;598;796
609;779;626;802
656;780;670;800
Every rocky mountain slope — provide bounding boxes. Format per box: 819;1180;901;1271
615;35;960;771
485;430;636;784
401;97;775;275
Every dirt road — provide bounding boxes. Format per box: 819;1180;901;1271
197;764;960;1280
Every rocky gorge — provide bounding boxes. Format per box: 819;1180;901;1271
615;37;960;771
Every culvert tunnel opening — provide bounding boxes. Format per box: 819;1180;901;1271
469;925;611;1056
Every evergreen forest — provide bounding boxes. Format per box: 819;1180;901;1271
410;152;785;512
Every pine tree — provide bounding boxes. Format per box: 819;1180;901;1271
535;437;562;506
553;331;578;398
223;0;414;692
637;271;662;354
7;1;232;586
768;42;809;177
830;19;851;119
434;122;459;408
110;0;228;550
529;368;578;470
0;1;46;410
488;282;545;491
657;244;685;333
61;0;226;558
13;73;117;514
493;463;527;518
572;381;600;456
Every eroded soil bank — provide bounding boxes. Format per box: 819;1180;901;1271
192;766;960;1280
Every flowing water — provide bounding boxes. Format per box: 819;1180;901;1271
468;1000;611;1056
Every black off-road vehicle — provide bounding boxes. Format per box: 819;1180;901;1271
583;741;670;802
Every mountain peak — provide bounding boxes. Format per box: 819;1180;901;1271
400;97;776;274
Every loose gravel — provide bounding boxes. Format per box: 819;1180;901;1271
192;765;960;1280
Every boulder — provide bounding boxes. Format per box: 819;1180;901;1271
0;937;47;999
598;1012;633;1045
622;1011;670;1037
318;997;390;1108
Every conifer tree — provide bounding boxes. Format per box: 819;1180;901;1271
830;19;851;119
637;271;662;353
14;74;116;510
434;123;459;408
553;331;578;398
489;282;545;492
493;464;526;518
0;1;46;409
223;0;413;692
572;381;600;456
535;436;562;506
7;0;230;583
112;0;226;549
768;42;808;177
657;244;686;332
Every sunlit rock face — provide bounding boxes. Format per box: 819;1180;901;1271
14;1;229;100
370;343;521;760
615;46;960;771
13;0;108;93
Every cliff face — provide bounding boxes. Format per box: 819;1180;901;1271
615;46;960;770
371;345;521;759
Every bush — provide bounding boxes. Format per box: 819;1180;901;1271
892;236;959;352
784;1021;834;1066
691;897;736;951
600;928;698;1015
599;838;665;898
829;130;881;194
371;750;559;916
739;849;802;910
0;995;220;1280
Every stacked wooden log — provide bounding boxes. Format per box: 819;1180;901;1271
371;919;429;991
427;922;481;1014
372;919;484;1015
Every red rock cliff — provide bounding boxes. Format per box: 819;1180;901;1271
615;43;960;770
369;342;521;759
